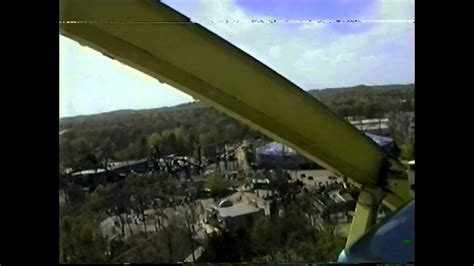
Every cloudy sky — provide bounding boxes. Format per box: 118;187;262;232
60;0;414;118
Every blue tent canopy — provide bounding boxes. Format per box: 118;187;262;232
257;141;297;156
257;135;399;163
365;133;399;158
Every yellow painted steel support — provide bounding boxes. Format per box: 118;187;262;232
382;193;407;212
346;186;385;248
386;179;411;205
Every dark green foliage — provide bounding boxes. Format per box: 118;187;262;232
60;102;261;169
59;171;194;264
201;196;346;263
204;173;229;198
59;210;108;263
309;84;414;119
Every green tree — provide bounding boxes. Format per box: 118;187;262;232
68;137;96;170
174;127;191;155
162;130;177;154
61;210;108;263
100;182;133;238
204;173;228;198
60;215;74;263
250;216;279;258
148;132;163;149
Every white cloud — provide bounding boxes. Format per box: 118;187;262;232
376;0;414;20
299;23;327;30
269;46;281;58
164;0;414;89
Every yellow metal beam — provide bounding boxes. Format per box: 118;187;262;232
59;0;399;189
346;186;385;248
386;179;411;204
382;193;407;212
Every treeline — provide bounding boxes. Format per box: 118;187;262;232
60;172;194;263
60;84;415;171
309;84;414;118
60;102;262;171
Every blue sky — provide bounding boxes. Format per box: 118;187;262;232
60;0;414;118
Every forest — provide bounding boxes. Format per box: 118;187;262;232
59;83;414;172
309;84;414;118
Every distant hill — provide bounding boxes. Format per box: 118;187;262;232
60;102;205;122
308;84;414;98
59;84;414;168
308;84;414;118
60;84;414;123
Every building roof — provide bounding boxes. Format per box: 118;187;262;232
215;202;261;218
71;168;106;176
251;178;270;184
108;159;148;169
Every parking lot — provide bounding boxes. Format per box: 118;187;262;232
288;169;343;188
